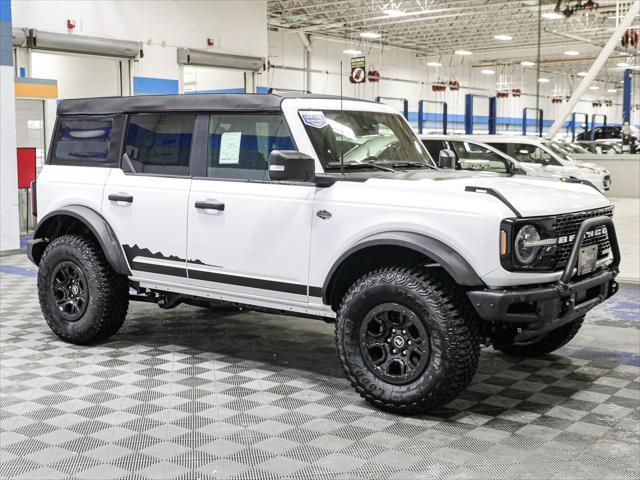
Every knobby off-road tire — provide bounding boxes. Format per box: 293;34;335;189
336;267;481;414
38;234;129;345
494;316;585;357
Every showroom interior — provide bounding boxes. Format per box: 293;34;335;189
0;0;639;479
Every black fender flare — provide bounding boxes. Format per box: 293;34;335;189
321;231;484;304
29;205;131;276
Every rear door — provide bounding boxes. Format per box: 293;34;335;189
185;113;315;305
101;113;195;282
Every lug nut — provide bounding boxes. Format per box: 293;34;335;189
392;328;396;333
402;330;406;334
392;349;397;354
408;340;412;345
402;350;407;356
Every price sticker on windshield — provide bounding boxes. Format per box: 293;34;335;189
300;111;328;129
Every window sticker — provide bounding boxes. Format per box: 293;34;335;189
219;131;242;164
299;111;328;129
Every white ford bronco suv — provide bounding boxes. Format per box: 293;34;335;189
29;93;620;413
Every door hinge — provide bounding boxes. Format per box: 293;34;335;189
317;209;332;220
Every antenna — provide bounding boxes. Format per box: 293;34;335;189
340;60;345;176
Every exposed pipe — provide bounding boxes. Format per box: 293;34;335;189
544;27;629;53
546;0;639;139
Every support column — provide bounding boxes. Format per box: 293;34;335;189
0;0;20;252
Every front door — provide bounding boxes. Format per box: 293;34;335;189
102;113;196;282
186;113;315;306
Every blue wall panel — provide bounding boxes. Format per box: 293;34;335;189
133;76;179;96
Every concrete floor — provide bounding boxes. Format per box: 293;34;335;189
609;197;640;284
1;253;638;480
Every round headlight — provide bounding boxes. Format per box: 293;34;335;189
514;224;541;265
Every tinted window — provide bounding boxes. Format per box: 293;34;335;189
422;139;445;162
450;141;508;173
54;117;113;163
124;114;195;175
207;114;295;180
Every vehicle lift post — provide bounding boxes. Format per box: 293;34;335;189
571;112;589;142
622;68;633;150
590;113;607;141
464;94;497;134
522;107;544;137
375;96;409;120
417;100;448;134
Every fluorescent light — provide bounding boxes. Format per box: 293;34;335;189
607;88;617;93
481;69;496;75
538;77;550;83
577;71;588;77
383;9;405;17
360;31;381;39
520;60;536;67
617;62;630;68
342;49;362;55
564;50;580;56
589;85;599;90
542;11;564;20
494;34;512;41
427;61;442;67
454;50;472;56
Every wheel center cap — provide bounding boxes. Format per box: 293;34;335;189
71;285;79;295
393;336;405;348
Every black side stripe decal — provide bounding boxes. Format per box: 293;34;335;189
131;260;323;297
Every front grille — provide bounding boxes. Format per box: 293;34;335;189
553;206;613;268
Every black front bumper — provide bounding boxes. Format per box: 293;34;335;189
467;215;621;343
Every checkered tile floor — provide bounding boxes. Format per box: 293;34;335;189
1;253;639;479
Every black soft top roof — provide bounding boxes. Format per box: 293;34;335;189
57;92;369;115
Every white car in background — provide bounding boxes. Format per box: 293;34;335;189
472;135;611;192
420;134;568;182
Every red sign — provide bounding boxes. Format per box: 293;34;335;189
17;148;36;189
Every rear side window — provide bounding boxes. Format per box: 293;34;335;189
53;117;113;164
422;139;445;161
124;114;195;176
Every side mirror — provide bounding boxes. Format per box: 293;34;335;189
438;149;456;169
269;150;315;182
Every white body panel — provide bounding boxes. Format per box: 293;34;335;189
186;179;315;302
101;169;191;283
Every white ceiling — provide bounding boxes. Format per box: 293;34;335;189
268;0;639;82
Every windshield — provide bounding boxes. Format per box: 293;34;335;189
548;141;589;157
541;140;575;162
300;110;436;171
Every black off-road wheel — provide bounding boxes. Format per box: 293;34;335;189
38;234;129;345
494;316;585;357
336;267;481;414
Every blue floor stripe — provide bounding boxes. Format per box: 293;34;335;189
0;264;38;278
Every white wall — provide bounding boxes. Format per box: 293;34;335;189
268;29;628;133
1;64;20;251
12;0;268;87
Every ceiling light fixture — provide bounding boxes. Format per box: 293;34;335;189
538;77;550;83
542;12;564;20
342;49;362;55
427;61;442;67
577;71;588;77
564;50;580;56
481;69;496;75
494;34;513;41
383;9;406;17
617;62;630;68
454;50;472;56
520;60;536;67
607;88;617;93
589;85;599;90
360;31;381;39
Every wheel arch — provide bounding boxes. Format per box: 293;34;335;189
29;205;130;276
321;231;484;309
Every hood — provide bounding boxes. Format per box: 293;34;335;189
359;169;610;217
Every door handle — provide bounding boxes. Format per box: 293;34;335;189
195;201;225;211
108;193;134;203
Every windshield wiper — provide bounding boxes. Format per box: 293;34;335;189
391;161;436;170
326;162;396;173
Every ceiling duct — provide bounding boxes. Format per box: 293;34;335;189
12;28;28;47
28;30;142;59
177;48;264;71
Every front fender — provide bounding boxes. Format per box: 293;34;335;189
321;230;484;304
29;205;130;276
